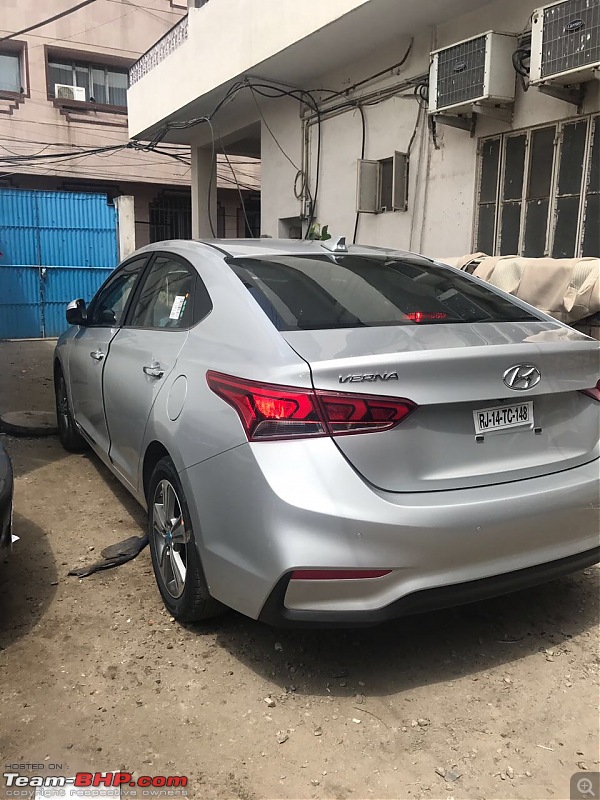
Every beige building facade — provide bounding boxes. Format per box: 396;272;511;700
0;0;260;251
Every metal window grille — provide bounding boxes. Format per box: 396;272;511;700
475;114;599;257
149;193;192;242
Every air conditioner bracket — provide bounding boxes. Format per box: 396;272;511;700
536;82;585;108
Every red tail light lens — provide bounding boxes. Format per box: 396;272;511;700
316;392;415;434
206;372;325;440
580;380;600;402
206;371;416;441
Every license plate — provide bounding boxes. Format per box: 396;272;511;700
473;401;534;435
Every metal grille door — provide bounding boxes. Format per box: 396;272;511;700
0;189;117;338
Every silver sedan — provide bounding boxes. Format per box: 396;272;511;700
54;239;600;625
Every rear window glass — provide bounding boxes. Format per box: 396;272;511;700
228;254;538;331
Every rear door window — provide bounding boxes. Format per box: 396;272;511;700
228;254;539;331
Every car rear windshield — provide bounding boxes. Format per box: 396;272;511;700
227;254;539;331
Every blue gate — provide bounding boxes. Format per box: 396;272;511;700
0;189;118;338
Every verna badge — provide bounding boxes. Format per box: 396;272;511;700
503;364;541;391
339;372;399;384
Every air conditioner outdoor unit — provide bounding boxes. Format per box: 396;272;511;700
530;0;600;85
429;32;517;114
55;83;86;101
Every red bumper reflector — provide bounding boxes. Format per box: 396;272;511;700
290;569;392;580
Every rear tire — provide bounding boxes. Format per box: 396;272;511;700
148;457;224;622
55;367;88;453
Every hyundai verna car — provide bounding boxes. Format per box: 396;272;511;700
54;239;600;625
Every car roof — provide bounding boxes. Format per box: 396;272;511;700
138;238;433;263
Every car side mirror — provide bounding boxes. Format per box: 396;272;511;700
66;298;88;326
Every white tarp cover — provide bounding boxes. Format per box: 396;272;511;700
437;255;600;325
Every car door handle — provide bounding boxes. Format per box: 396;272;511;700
90;350;105;361
143;363;164;379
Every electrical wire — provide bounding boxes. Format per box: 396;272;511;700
140;77;323;238
216;132;255;237
340;38;414;95
0;0;99;44
352;104;366;245
249;86;300;172
407;103;424;157
203;116;217;237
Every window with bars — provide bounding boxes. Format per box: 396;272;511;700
149;193;192;243
475;114;599;258
48;58;128;107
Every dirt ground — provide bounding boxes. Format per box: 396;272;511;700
0;340;598;800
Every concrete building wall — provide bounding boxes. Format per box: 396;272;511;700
259;0;599;256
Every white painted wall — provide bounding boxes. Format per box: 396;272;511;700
259;0;599;256
128;0;371;139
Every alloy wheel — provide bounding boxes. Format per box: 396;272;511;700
57;375;71;431
152;479;190;599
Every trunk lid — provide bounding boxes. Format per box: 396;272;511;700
283;321;600;492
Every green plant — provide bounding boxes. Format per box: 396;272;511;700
307;223;332;241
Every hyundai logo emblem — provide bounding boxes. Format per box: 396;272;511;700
503;365;542;391
453;61;468;72
565;18;585;32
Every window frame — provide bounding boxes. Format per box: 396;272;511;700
474;113;598;258
45;46;132;112
123;251;212;331
0;41;28;98
86;255;150;328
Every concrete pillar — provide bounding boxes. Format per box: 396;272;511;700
115;195;136;260
191;145;217;239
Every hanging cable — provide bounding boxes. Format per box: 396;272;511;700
352;104;367;245
217;134;255;238
0;0;99;44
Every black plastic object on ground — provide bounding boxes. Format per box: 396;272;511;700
69;534;149;578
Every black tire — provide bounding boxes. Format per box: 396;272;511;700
148;456;224;622
55;367;89;453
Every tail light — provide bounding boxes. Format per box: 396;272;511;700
405;311;448;322
206;371;416;441
580;380;600;402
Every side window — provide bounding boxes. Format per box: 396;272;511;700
128;255;198;330
88;258;146;327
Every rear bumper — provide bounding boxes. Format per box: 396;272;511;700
180;438;600;624
258;546;600;626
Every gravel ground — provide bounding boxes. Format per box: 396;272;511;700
0;340;598;800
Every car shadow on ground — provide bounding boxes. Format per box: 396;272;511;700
1;432;70;479
86;453;147;529
207;570;598;697
0;513;58;649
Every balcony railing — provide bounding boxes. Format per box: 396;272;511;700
129;14;189;86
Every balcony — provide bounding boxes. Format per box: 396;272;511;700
129;14;189;87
